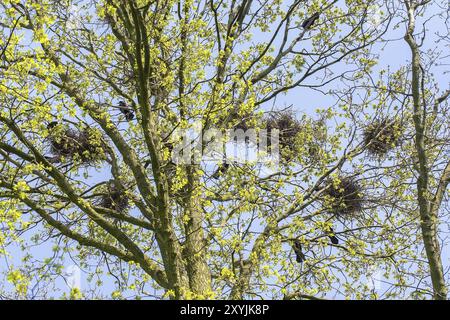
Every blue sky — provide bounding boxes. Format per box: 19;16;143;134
1;0;449;299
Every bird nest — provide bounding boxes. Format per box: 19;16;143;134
47;122;107;165
323;176;364;217
363;118;402;157
264;110;303;161
96;181;130;213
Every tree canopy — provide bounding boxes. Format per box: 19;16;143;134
0;0;449;300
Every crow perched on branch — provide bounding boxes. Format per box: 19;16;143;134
212;162;230;179
118;101;135;121
301;12;320;30
292;240;305;263
44;155;60;163
47;121;59;130
326;227;339;245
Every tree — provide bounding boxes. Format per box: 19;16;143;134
0;0;448;300
403;0;449;299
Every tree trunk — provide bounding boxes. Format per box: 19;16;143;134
404;1;447;300
182;168;212;297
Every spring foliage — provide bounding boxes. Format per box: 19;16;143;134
0;0;449;300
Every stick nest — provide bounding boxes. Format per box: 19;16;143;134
363;118;402;157
96;180;130;213
264;110;303;161
47;123;107;165
323;176;364;217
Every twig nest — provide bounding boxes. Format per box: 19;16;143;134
47;123;107;164
265;110;303;161
363;118;402;157
97;180;130;212
323;176;364;217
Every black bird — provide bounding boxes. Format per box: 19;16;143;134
301;12;320;30
164;141;174;154
44;155;59;163
326;227;339;245
212;162;230;179
47;121;59;130
144;158;176;171
118;101;135;121
292;240;305;263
